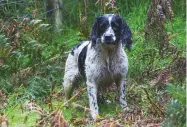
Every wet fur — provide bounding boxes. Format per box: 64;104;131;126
63;14;132;120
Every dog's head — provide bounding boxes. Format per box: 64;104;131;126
91;14;132;50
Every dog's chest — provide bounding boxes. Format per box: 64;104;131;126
107;54;127;77
85;48;128;85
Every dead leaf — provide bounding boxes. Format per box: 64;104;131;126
51;110;69;127
0;115;9;127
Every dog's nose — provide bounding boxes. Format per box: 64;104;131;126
104;34;113;41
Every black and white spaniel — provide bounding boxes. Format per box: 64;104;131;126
63;14;132;120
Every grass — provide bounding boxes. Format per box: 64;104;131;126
4;104;40;127
166;17;186;50
2;89;123;126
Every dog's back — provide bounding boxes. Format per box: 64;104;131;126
63;41;89;98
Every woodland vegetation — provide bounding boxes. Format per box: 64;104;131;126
0;0;186;126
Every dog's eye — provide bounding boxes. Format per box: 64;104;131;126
99;23;107;29
111;22;120;28
111;22;120;31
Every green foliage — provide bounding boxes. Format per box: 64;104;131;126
162;84;186;127
166;17;186;50
167;84;186;105
3;104;40;127
172;0;186;16
0;18;66;97
0;78;12;92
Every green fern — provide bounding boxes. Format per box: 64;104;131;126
162;84;186;127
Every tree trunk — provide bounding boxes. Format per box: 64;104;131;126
46;0;63;32
54;0;63;32
46;0;54;20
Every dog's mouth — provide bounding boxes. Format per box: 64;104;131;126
103;40;116;45
100;34;117;45
101;37;116;44
98;38;118;45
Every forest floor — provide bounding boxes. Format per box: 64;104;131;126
1;83;164;127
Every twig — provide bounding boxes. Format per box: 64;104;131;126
5;103;19;117
73;117;106;126
168;33;179;40
72;102;91;112
34;0;37;9
63;88;86;106
143;88;165;116
9;93;23;97
35;87;86;126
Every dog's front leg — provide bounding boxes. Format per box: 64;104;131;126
87;81;99;120
118;79;128;110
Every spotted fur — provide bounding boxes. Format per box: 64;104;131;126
63;14;132;120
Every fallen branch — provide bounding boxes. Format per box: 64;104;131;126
72;102;91;112
143;88;165;117
72;117;106;126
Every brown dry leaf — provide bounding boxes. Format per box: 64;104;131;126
150;57;186;87
96;117;125;127
32;9;38;18
105;0;118;13
0;59;4;67
0;90;8;110
146;123;161;127
145;0;174;56
24;100;47;116
97;119;110;127
150;69;171;87
134;117;162;127
24;100;50;126
51;110;69;127
0;115;9;127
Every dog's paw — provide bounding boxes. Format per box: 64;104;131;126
122;106;133;113
122;106;129;111
90;111;100;121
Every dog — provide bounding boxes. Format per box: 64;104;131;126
63;14;132;120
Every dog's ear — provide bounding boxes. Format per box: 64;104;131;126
121;19;132;51
91;17;100;47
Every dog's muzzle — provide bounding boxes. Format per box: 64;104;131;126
102;34;116;45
